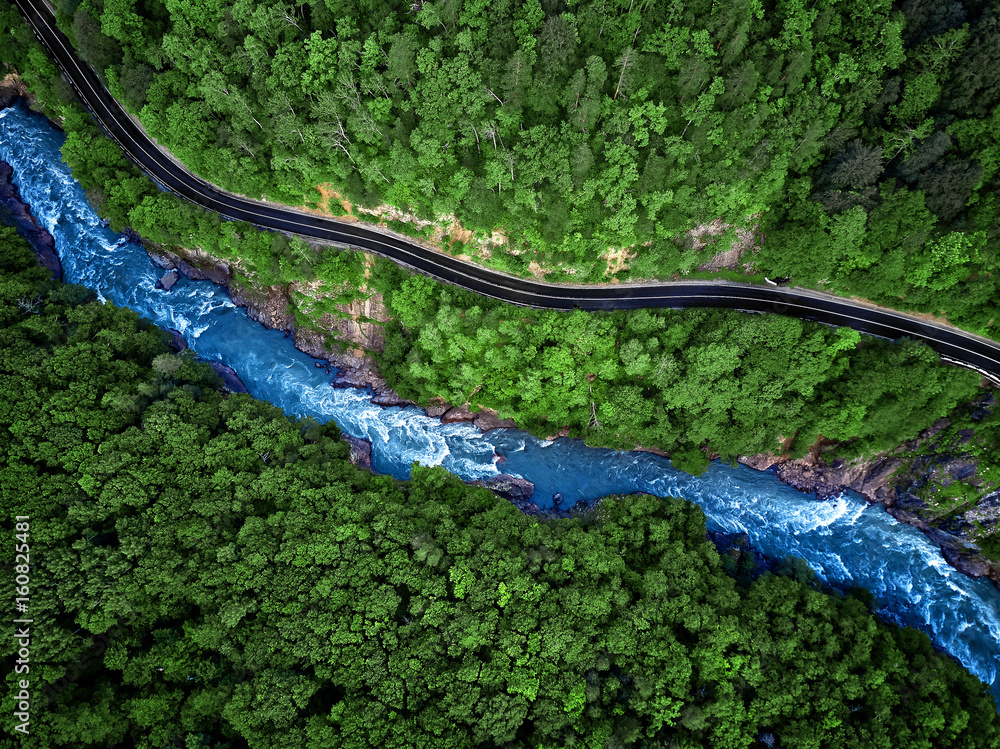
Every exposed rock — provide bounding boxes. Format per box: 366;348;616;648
331;365;380;390
924;417;951;439
635;444;671;458
207;361;249;394
773;463;840;499
858;459;904;498
166;328;187;352
894;492;928;512
472;408;517;431
371;392;413;408
148;252;176;270
0;74;30;111
476;474;534;502
939;544;1000;581
229;277;294;332
883;502;1000;585
155;270;180;291
971;392;995;421
441;405;475;423
145;243;402;400
963;491;1000;528
147;247;232;286
0;159;61;279
738;452;781;471
741;450;904;503
344;435;373;472
947;459;977;481
472;474;538;513
552;493;563;508
737;406;1000;592
424;399;450;418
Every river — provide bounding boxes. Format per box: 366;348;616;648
3;101;1000;705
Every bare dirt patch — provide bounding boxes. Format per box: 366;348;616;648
602;246;637;276
688;216;763;273
527;261;551;279
448;221;476;245
306;184;509;259
298;184;359;222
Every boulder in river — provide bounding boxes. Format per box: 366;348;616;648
473;408;517;431
208;361;249;394
472;474;536;511
148;252;175;270
441;406;476;423
344;435;373;472
148;248;232;285
167;328;187;353
155;270;180;291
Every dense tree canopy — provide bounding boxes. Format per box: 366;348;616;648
8;0;993;334
6;3;1000;744
1;226;998;747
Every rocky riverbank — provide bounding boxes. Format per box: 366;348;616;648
142;243;531;485
1;88;62;277
0;157;61;279
739;398;1000;589
145;244;404;400
0;74;30;111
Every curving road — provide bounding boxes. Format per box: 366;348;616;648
14;0;1000;385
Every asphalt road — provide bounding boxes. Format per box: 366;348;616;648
14;0;1000;385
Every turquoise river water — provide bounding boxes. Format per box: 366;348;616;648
2;102;999;705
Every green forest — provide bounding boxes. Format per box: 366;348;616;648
4;0;999;510
13;0;999;337
2;224;999;748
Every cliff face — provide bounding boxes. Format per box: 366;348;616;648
288;277;391;359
